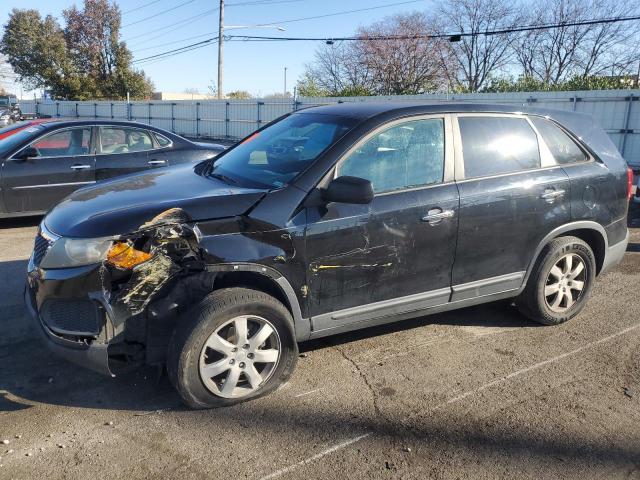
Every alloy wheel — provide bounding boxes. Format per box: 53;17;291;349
199;315;281;399
544;253;587;313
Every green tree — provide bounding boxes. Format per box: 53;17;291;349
227;90;252;99
1;1;153;100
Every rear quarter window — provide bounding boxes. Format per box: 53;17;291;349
530;117;588;165
459;116;541;178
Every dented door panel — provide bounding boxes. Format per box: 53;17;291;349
304;183;459;319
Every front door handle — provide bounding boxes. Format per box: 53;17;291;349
422;208;455;224
540;188;566;202
70;164;91;170
147;159;167;166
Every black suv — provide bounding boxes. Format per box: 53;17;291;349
25;103;631;408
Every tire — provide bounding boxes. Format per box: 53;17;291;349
517;236;596;326
167;288;298;409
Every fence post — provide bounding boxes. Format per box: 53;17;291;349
56;102;59;117
148;102;152;124
171;102;175;133
94;103;97;118
196;102;200;138
35;101;39;117
257;101;263;131
225;101;230;138
110;102;114;119
621;94;635;157
75;102;79;118
128;101;132;121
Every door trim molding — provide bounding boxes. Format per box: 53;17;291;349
311;287;451;332
12;181;96;190
451;271;525;302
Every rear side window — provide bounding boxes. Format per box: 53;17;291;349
459;117;540;178
530;117;588;165
154;133;171;147
337;118;445;193
99;127;154;154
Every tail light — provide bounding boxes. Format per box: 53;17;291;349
627;167;634;200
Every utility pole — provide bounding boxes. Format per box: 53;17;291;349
217;0;224;99
284;67;287;98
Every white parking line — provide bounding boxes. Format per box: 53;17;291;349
294;388;323;398
261;322;640;479
259;433;372;480
441;322;640;406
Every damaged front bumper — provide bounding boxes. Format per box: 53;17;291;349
24;270;114;377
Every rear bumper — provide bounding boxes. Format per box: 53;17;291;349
601;229;629;275
24;275;114;377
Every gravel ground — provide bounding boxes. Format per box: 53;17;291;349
0;205;639;480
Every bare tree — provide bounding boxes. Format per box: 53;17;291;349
356;13;451;95
302;41;373;96
434;0;521;92
514;0;640;84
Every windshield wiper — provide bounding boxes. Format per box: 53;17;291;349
209;172;240;186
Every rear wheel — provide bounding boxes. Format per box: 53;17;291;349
517;236;596;325
167;288;298;408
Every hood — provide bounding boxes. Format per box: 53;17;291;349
45;163;266;238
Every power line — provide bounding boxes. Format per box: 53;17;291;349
254;0;426;27
229;14;640;41
130;14;640;66
122;0;197;28
134;32;215;53
133;38;218;64
124;8;218;42
122;0;163;15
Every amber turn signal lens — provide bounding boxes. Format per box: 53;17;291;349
106;242;152;269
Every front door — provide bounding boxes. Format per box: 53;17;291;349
450;114;571;300
2;126;95;214
304;116;459;332
95;126;162;181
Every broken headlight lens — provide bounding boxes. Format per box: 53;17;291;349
39;237;114;269
106;242;153;269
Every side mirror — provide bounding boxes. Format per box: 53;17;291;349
14;147;39;160
321;176;374;204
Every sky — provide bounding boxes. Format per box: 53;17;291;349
0;0;431;98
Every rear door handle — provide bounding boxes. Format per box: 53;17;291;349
422;208;455;224
540;188;566;202
147;159;167;166
70;164;91;170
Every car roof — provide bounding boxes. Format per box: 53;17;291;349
36;119;169;130
296;101;588;122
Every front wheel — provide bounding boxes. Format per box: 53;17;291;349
167;288;298;408
517;236;596;326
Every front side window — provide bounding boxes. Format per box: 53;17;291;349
530;117;588;165
459;117;540;178
30;128;91;157
337;118;445;193
209;113;356;189
99;127;154;154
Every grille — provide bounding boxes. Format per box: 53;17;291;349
41;299;101;336
32;233;52;266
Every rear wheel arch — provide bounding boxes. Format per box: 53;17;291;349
523;222;607;289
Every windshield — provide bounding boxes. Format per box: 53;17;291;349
209;113;356;189
0;124;45;157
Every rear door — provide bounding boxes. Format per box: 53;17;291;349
2;126;95;213
450;114;571;300
304;115;459;331
95;126;164;180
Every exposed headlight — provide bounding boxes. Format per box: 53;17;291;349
40;237;114;269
